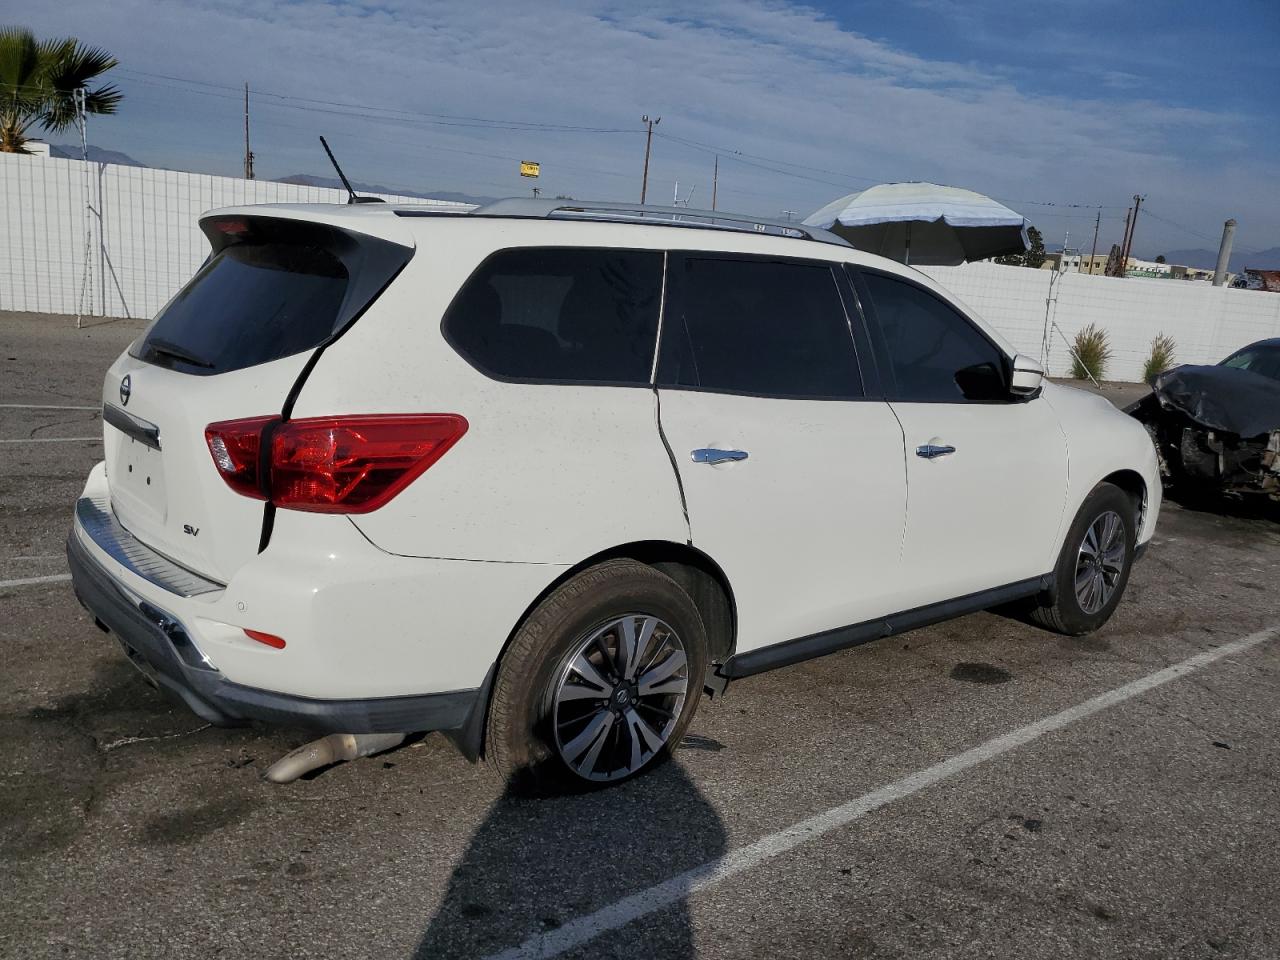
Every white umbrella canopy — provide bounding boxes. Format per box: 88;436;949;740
803;182;1029;266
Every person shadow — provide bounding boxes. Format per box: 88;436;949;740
413;757;725;959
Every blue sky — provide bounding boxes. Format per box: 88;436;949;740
20;0;1280;258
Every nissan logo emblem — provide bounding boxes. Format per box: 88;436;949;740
119;374;131;406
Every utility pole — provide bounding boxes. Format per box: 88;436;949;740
640;115;660;204
243;82;255;179
711;155;719;211
1213;218;1237;287
1115;207;1132;277
1123;194;1144;265
1087;208;1100;273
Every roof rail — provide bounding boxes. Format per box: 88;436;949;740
460;198;851;247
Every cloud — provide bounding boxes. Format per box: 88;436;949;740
19;0;1280;252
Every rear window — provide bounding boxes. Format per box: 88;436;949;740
131;218;410;376
442;247;664;384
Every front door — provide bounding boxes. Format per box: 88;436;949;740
854;268;1068;609
656;253;907;655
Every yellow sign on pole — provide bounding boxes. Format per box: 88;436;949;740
519;160;540;178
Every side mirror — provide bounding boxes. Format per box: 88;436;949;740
1010;354;1045;398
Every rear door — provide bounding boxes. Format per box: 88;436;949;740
655;253;907;654
852;267;1068;606
102;214;412;583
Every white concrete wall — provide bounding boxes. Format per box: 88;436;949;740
0;153;468;320
4;154;1279;381
922;261;1280;382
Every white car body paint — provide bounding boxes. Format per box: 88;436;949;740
657;388;907;652
68;203;1161;724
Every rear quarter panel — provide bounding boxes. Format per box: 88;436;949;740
289;220;689;563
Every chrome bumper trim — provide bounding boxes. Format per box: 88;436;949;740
74;495;224;597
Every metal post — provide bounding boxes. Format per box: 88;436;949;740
1088;209;1100;273
243;83;255;179
74;87;92;328
1124;194;1143;266
1213;218;1236;287
640;115;659;204
1115;208;1132;277
711;155;718;211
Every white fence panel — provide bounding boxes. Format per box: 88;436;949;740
0;153;468;320
923;262;1280;382
4;153;1279;381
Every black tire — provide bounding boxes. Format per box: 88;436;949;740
485;559;708;792
1030;482;1137;636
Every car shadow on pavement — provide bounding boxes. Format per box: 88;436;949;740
412;758;724;959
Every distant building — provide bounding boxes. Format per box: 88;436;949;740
1040;252;1116;275
1124;257;1173;279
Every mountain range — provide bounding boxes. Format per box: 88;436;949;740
274;174;494;206
1159;247;1280;273
50;143;144;166
47;145;494;206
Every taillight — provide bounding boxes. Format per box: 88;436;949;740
205;414;467;514
205;416;277;500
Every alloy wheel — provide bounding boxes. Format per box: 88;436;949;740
551;614;689;782
1075;510;1126;614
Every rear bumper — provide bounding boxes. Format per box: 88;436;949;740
67;526;480;734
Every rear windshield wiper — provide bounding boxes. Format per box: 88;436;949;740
143;338;216;369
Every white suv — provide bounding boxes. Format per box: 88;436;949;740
68;199;1160;789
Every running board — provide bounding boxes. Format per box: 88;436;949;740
719;575;1051;680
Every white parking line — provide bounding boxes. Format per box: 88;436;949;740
0;403;99;410
0;437;101;443
486;625;1280;960
0;573;71;589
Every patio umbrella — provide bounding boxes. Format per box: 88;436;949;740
803;182;1029;266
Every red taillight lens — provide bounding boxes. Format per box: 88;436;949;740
205;416;278;500
271;415;468;513
205;414;467;514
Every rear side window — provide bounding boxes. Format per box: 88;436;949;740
859;272;1008;403
658;256;862;399
443;248;664;384
132;217;411;376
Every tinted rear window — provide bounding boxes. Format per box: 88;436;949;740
442;247;664;384
657;256;862;399
131;218;411;376
134;244;347;374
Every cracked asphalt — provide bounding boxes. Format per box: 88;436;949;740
3;310;1280;960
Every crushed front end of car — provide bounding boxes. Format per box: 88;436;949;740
1127;365;1280;501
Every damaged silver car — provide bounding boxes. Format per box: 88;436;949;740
1129;338;1280;501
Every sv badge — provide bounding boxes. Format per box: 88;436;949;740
183;524;200;537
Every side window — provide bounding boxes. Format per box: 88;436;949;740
658;256;862;399
443;248;663;384
860;272;1008;402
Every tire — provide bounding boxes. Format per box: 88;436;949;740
1030;482;1137;636
485;558;708;792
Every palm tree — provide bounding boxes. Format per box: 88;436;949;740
0;27;122;153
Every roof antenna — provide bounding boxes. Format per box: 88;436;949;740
318;135;384;204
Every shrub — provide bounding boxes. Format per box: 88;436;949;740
1070;323;1111;381
1143;332;1177;383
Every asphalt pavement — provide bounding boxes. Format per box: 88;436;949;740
2;311;1278;960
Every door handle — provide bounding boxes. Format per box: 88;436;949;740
915;444;956;459
691;448;749;465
